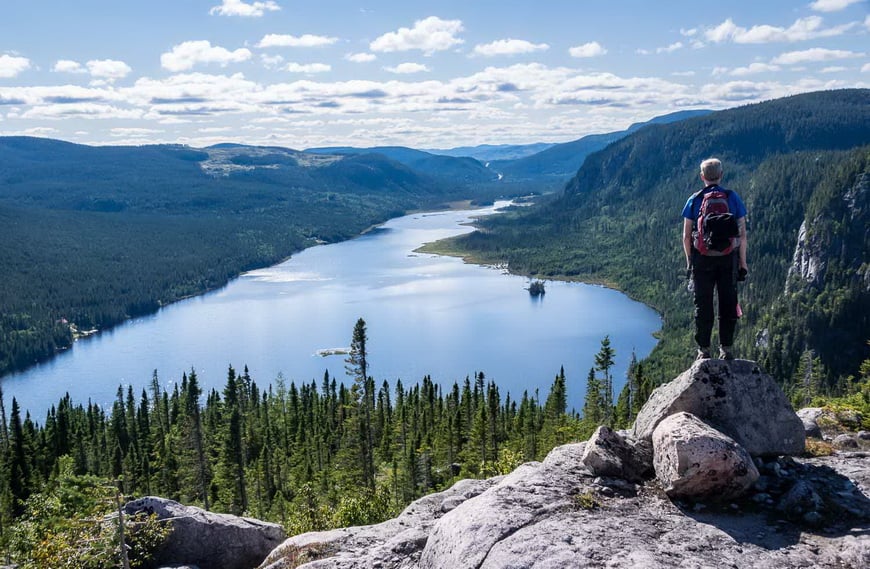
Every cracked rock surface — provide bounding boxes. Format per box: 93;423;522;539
261;446;870;569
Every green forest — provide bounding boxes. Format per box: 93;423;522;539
439;90;870;396
0;319;648;567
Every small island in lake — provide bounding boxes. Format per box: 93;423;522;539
314;347;351;357
528;280;546;297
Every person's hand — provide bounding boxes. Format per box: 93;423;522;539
737;267;748;281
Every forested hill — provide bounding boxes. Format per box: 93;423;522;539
446;89;870;393
0;138;503;377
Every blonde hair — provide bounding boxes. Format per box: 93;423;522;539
700;158;723;182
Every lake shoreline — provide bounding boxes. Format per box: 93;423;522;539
2;200;494;381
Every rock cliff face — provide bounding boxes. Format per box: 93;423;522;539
255;360;868;569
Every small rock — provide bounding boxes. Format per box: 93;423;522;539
833;434;859;450
802;511;824;526
779;481;824;519
752;493;772;504
857;431;870;441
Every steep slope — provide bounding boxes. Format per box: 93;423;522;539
446;89;870;386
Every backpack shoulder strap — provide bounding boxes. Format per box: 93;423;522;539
690;190;705;226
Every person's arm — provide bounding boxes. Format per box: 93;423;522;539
738;217;747;271
682;218;694;270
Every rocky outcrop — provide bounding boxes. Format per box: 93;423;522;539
258;447;870;569
633;359;805;456
162;358;861;569
652;412;759;499
124;496;285;569
786;219;826;292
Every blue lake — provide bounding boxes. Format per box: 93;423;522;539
2;202;661;419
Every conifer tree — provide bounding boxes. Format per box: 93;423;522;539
594;336;616;423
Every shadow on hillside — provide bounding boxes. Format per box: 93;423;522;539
676;462;870;550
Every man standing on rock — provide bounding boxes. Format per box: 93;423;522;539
682;158;748;361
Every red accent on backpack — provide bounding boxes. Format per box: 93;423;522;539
693;187;739;256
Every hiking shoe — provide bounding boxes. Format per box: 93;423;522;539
719;346;735;360
696;347;711;361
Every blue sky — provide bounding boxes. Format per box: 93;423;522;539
0;0;867;148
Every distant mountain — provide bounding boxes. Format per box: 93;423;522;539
425;142;556;162
305;145;499;184
446;89;870;387
490;109;713;182
0;138;466;213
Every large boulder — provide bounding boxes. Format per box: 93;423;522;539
652;412;759;500
419;443;590;569
124;497;285;569
581;426;653;483
633;359;805;456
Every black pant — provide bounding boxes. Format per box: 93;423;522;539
692;251;738;348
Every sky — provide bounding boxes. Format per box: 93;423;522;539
0;0;867;149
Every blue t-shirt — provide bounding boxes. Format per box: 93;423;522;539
681;185;747;221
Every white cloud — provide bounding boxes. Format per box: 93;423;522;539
821;66;848;72
705;16;855;44
569;41;607;58
772;47;865;64
21;103;144;121
635;48;651;55
672;71;696;77
161;41;252;71
657;42;684;54
53;59;86;73
285;62;331;73
862;63;870;72
257;34;338;48
384;63;430;74
472;39;549;57
729;62;781;76
0;54;31;78
370;16;464;55
809;0;863;12
261;54;284;69
110;127;163;137
210;0;280;17
86;59;132;80
345;52;377;63
680;28;698;37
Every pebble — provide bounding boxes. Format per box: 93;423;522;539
752;493;771;503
